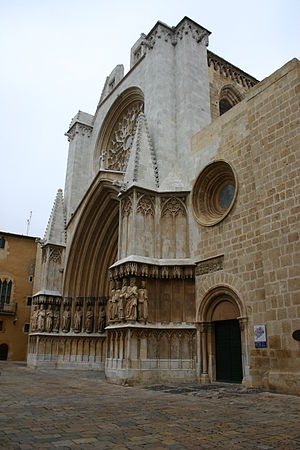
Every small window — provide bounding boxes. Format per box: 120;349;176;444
0;236;5;249
0;280;12;306
219;98;233;115
29;275;33;283
0;321;3;331
27;297;32;307
24;323;30;333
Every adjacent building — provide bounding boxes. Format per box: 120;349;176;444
0;232;37;360
27;17;300;395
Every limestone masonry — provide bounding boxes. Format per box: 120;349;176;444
26;17;300;395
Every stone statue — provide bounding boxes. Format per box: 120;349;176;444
85;305;94;333
125;277;138;321
119;279;128;321
97;305;106;333
116;280;124;322
62;304;71;333
111;287;118;321
53;305;60;332
31;305;39;331
138;280;149;323
74;305;83;333
45;305;54;332
37;304;46;332
107;282;115;322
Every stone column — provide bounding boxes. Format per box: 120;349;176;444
238;316;251;386
207;323;214;381
196;323;202;380
200;322;209;383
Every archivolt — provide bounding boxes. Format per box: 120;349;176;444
219;84;243;105
63;181;119;298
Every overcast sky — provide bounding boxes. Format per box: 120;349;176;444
1;0;299;238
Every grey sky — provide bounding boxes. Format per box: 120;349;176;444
1;0;299;237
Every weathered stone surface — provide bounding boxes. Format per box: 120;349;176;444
1;362;300;449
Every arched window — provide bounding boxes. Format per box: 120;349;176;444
219;85;242;116
0;280;12;306
219;98;233;115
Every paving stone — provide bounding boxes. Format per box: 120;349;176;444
0;362;300;449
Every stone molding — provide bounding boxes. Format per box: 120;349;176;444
106;322;196;330
144;17;210;50
110;260;194;280
207;51;258;88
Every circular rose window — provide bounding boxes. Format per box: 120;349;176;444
191;160;238;226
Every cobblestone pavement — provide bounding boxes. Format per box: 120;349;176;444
0;362;300;449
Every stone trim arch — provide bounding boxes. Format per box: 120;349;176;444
198;285;246;323
196;270;249;320
219;84;243;115
195;273;250;386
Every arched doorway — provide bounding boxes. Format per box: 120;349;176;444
0;343;8;360
197;286;248;384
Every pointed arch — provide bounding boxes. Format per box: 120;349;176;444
63;180;119;298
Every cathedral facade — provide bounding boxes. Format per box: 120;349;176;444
27;17;300;395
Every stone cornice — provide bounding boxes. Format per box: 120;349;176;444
110;256;195;280
207;51;258;88
106;322;196;330
65;122;93;142
144;16;211;49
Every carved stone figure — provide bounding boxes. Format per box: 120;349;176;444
74;305;83;333
111;287;118;320
97;306;106;333
138;280;149;323
125;277;138;321
53;305;60;332
85;305;94;333
119;279;128;321
31;305;39;331
107;282;115;322
116;280;124;322
45;305;54;332
37;304;46;332
62;305;71;332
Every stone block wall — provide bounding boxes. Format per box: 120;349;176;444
191;58;300;394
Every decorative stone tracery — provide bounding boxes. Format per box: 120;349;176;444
107;101;144;171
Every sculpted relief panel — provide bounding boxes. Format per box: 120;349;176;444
161;197;189;259
136;195;155;257
108;277;149;324
106;101;143;171
30;296;107;335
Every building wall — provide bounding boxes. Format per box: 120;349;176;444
0;232;37;360
191;58;300;394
